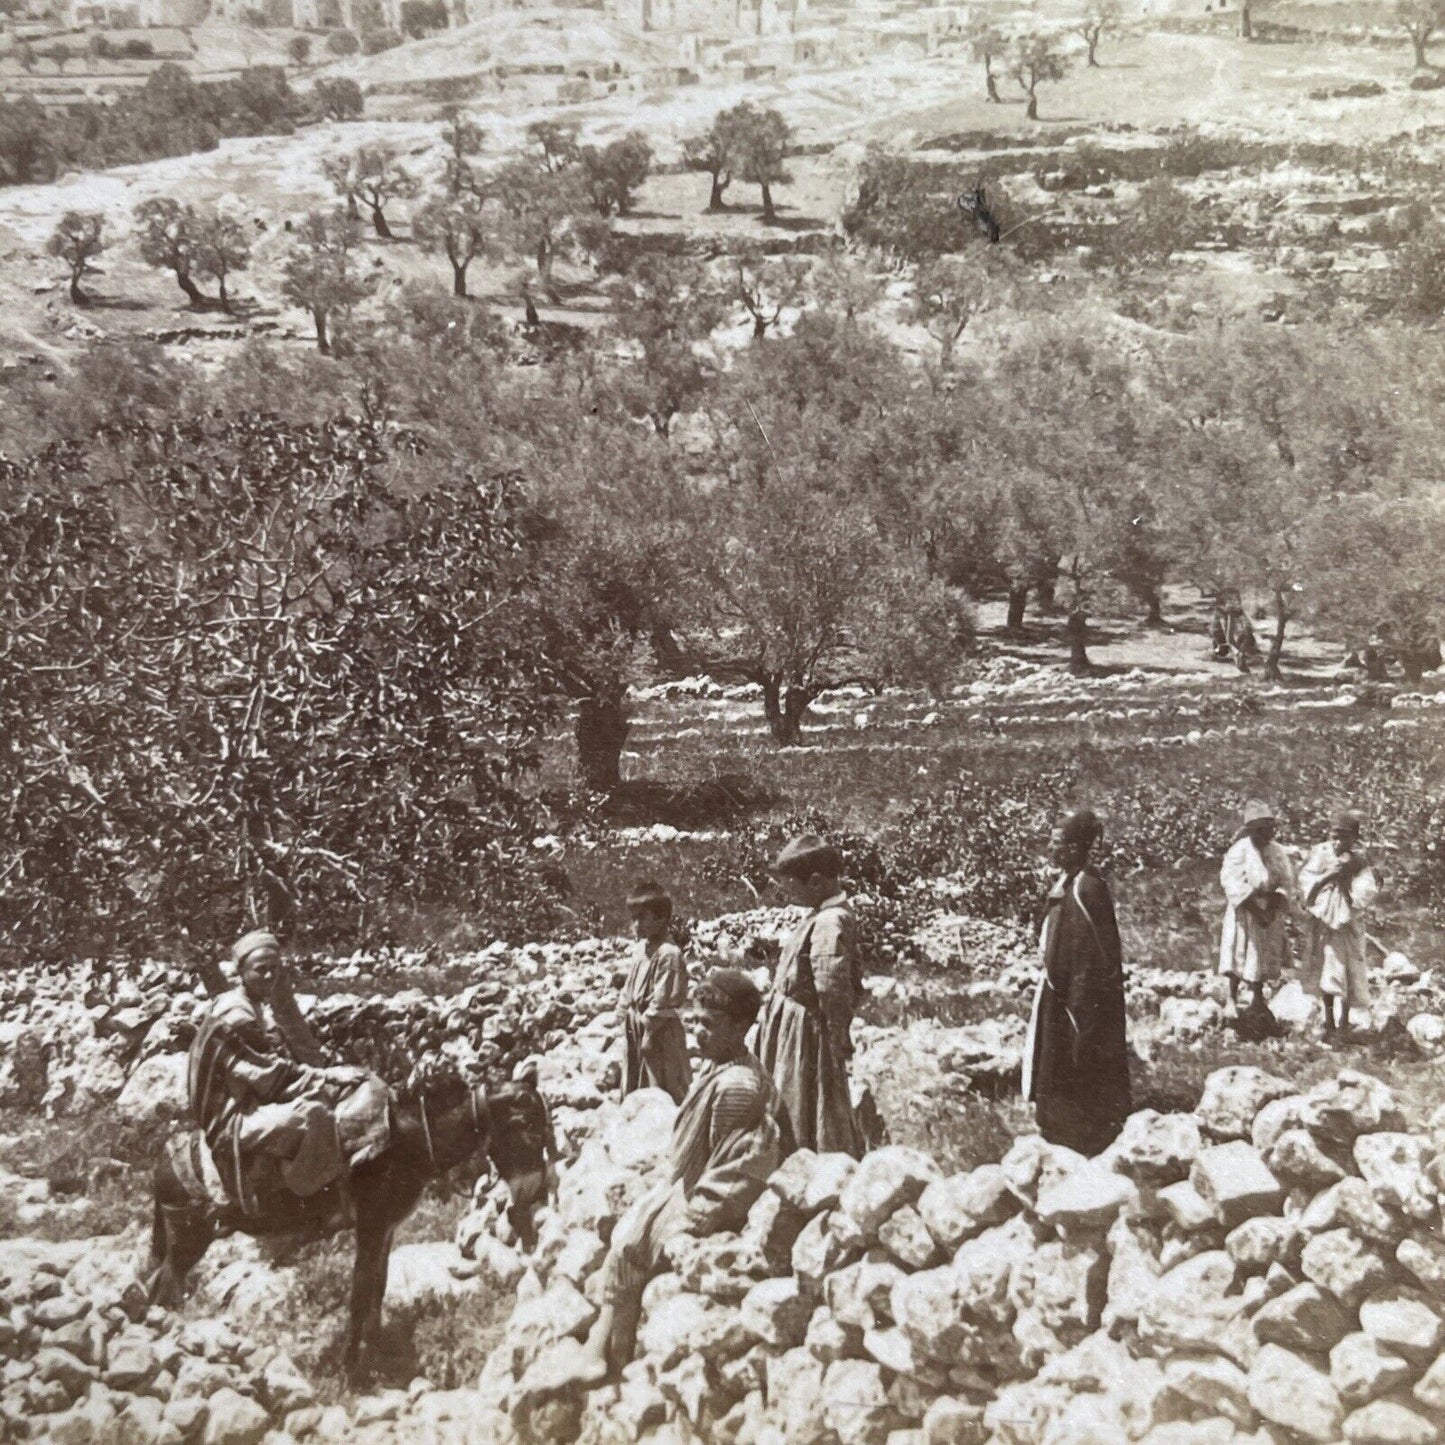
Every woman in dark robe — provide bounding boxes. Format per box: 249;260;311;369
1021;809;1131;1156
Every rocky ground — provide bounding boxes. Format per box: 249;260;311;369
7;884;1445;1442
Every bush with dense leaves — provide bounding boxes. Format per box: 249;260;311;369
0;414;567;961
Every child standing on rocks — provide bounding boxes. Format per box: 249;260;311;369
1299;809;1380;1037
619;881;691;1105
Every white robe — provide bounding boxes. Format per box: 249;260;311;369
1218;837;1296;984
1297;842;1379;1010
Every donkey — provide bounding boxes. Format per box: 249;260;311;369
148;1071;551;1382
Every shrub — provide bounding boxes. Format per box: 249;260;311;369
361;26;402;53
326;27;360;55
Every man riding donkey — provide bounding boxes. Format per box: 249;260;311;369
184;930;391;1227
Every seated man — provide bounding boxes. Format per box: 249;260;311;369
189;930;382;1220
542;968;785;1392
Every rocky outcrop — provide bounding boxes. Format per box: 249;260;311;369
410;1065;1445;1445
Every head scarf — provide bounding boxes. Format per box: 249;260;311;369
695;967;764;1026
1060;809;1103;850
772;834;843;881
1332;808;1365;838
231;930;280;966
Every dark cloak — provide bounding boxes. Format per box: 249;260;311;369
1024;867;1131;1157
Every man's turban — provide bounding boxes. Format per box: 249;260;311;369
695;968;764;1025
232;930;281;966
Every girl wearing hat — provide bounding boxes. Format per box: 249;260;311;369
619;882;691;1105
1218;802;1296;1016
1298;811;1380;1036
754;835;864;1158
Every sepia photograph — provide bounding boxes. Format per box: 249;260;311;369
3;0;1445;1439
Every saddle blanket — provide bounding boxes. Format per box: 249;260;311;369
170;1074;392;1217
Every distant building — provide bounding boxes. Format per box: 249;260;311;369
605;0;807;37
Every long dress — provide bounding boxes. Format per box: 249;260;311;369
600;1050;784;1314
1022;867;1131;1157
754;895;863;1158
1218;837;1296;985
1297;843;1380;1013
620;939;692;1105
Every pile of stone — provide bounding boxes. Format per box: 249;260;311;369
0;1239;321;1445
454;1064;1445;1445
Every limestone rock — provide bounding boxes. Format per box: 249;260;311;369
1158;1181;1217;1232
862;1326;915;1376
1035;1165;1135;1234
920;1396;985;1445
839;1149;943;1236
740;1279;811;1351
1266;1128;1348;1190
1407;1014;1445;1054
1301;1230;1393;1311
917;1167;1018;1253
879;1206;942;1270
804;1306;857;1365
1102;1216;1162;1330
952;1216;1039;1329
1110;1111;1202;1186
1412;1351;1445;1410
1330;1333;1416;1408
1226;1216;1300;1276
1163;1355;1254;1428
826;1261;906;1333
1398;1236;1445;1301
891;1268;969;1363
1138;1252;1245;1356
792;1211;863;1288
1301;1179;1407;1249
742;1190;807;1269
114;1053;189;1122
999;1136;1087;1207
1359;1290;1445;1362
103;1337;159;1390
1304;1073;1405;1148
200;1389;269;1445
1006;1239;1105;1351
821;1360;899;1445
1342;1395;1440;1444
1247;1344;1344;1442
1252;1283;1353;1353
1252;1095;1312;1154
641;1291;749;1368
1197;1068;1294;1142
1354;1135;1437;1224
1190;1144;1284;1227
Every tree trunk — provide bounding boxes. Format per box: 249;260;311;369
69;273;88;305
371;204;391;239
760;182;775;221
1087;33;1100;64
1363;643;1387;682
1264;590;1288;680
762;678;810;745
1026;91;1039;121
177;270;206;307
1240;2;1252;38
1006;584;1028;632
346;193;360;220
1066;608;1091;675
575;696;630;792
1142;586;1164;628
985;69;1001;102
314;308;331;355
452;261;468;298
708;173;728;211
1412;30;1430;66
522;291;540;326
537;240;553;280
1035;576;1058;612
217;277;231;312
752;312;767;341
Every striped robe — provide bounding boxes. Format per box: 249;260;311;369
620;940;692;1105
601;1050;783;1312
188;989;344;1211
